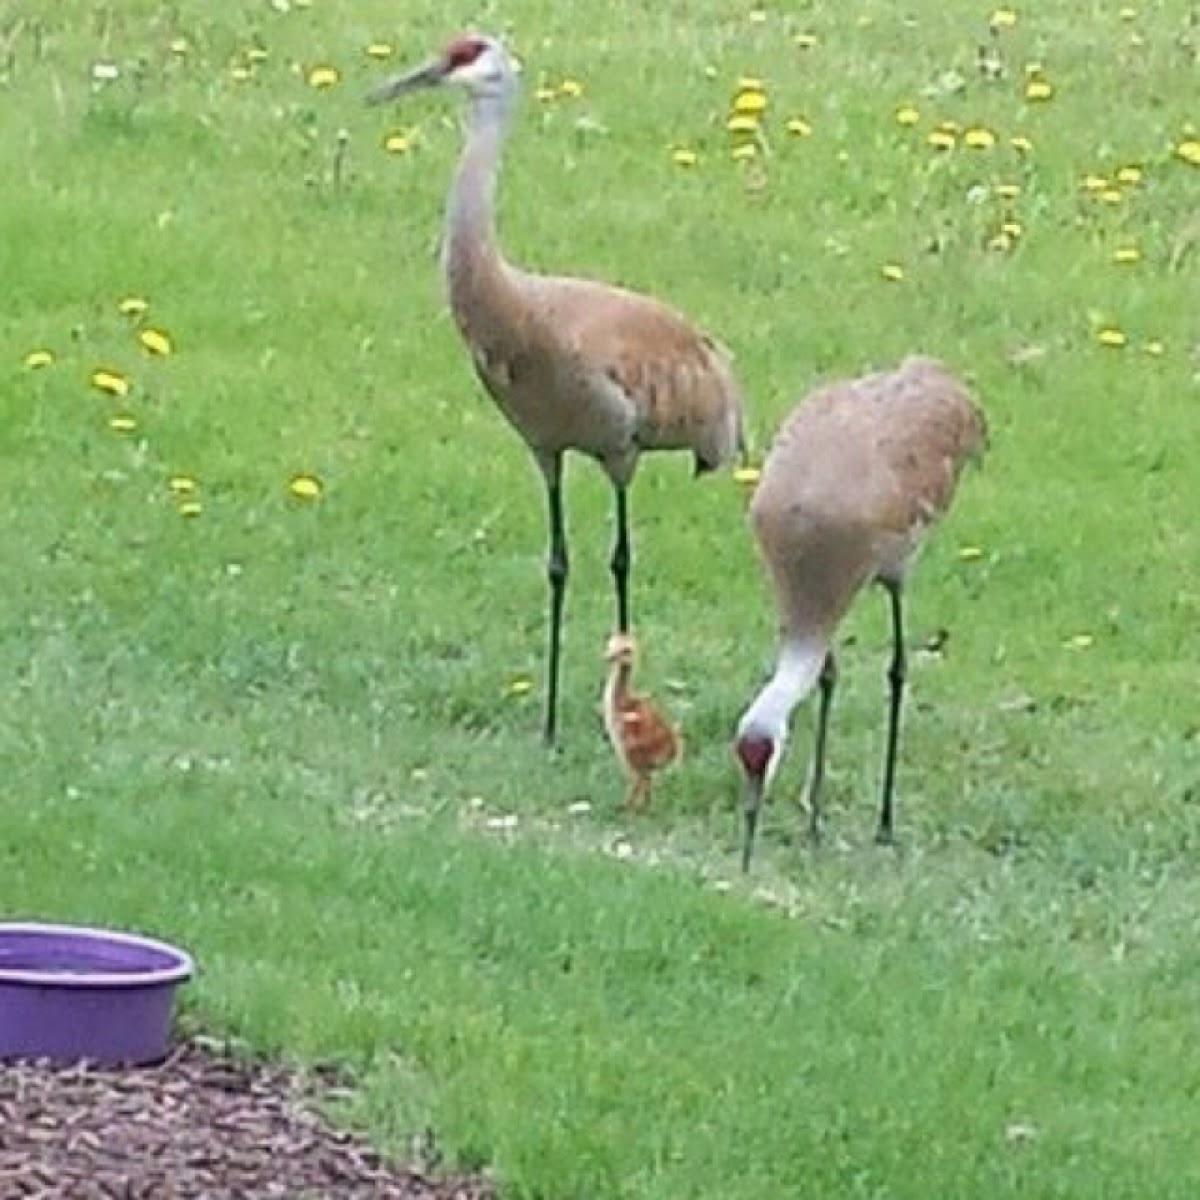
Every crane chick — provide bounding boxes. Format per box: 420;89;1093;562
734;355;987;870
603;633;681;813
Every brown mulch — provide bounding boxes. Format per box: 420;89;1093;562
0;1039;494;1199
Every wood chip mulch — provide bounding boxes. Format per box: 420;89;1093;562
0;1039;494;1199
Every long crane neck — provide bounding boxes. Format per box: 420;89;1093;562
739;637;826;739
444;89;516;286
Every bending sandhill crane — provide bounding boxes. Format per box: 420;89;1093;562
367;34;746;746
734;356;987;871
603;632;681;812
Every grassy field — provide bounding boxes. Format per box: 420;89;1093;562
2;0;1198;1195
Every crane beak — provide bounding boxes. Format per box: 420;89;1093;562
365;58;447;105
740;774;764;873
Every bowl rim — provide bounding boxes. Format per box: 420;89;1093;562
0;921;195;988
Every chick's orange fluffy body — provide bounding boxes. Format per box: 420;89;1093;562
603;633;681;812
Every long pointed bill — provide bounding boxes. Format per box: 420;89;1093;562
740;776;764;873
365;59;447;105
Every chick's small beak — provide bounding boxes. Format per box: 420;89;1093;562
365;58;446;104
740;773;764;874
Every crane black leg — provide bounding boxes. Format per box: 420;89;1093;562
803;652;837;843
610;484;631;634
543;458;569;747
878;583;906;844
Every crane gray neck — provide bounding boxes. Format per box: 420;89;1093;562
444;86;517;279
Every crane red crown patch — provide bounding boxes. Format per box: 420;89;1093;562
735;735;773;778
444;35;488;69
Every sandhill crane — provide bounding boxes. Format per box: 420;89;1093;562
733;355;987;871
603;632;681;812
367;34;746;746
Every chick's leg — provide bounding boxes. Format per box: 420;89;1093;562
625;774;650;813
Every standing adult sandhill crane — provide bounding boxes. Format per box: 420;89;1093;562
733;355;987;871
367;34;746;746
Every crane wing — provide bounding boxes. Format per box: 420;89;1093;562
530;275;747;472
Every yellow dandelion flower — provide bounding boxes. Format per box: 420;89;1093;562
288;473;322;500
1142;339;1164;356
534;86;556;103
737;76;766;93
671;147;699;167
230;65;252;83
938;119;962;134
749;9;768;23
894;105;920;127
1118;6;1138;18
1113;245;1141;264
558;78;584;98
990;8;1017;29
733;466;761;486
91;369;130;397
881;263;905;282
365;42;394;60
1001;219;1023;237
988;231;1014;252
1065;633;1094;650
727;114;759;134
1099;188;1124;204
168;475;197;495
1175;139;1200;166
384;132;412;154
927;129;956;150
731;143;758;161
786;117;812;137
1025;79;1053;101
108;414;138;434
793;33;818;49
733;90;768;115
1096;327;1126;348
24;349;54;369
964;126;996;149
246;47;268;64
995;182;1021;199
1081;174;1110;191
138;328;173;356
1115;164;1143;185
506;677;533;697
958;546;984;561
1010;133;1034;152
177;500;203;518
118;296;149;317
169;38;189;56
307;65;339;89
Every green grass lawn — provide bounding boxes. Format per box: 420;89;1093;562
3;0;1199;1195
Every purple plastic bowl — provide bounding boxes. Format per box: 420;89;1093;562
0;922;194;1066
